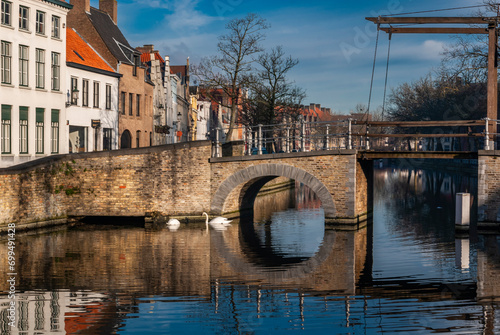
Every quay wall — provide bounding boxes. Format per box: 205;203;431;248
478;151;500;223
0;141;213;227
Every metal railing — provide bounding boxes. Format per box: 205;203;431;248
210;118;497;158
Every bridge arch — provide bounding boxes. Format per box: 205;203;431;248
211;163;336;217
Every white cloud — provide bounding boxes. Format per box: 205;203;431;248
128;0;216;31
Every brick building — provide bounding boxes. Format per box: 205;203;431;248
67;0;154;148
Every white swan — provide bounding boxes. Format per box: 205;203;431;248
166;218;180;231
203;212;231;230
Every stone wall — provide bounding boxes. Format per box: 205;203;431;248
0;141;212;227
478;151;500;223
1;144;372;228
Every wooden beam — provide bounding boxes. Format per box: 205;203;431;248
352;120;485;127
380;27;488;34
362;133;483;138
487;23;498;145
358;151;478;160
366;17;496;24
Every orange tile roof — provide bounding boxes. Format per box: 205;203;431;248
140;52;164;63
66;28;115;73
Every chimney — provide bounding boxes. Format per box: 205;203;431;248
136;45;154;54
70;0;90;13
99;0;117;24
310;103;315;110
316;104;321;109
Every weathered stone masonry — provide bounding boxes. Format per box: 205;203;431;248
0;141;213;227
0;142;372;228
478;150;500;223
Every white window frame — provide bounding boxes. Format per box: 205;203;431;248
1;0;12;26
35;48;45;89
93;81;100;108
1;40;11;84
36;10;45;35
105;84;112;110
51;15;60;39
19;45;28;87
1;105;11;154
19;6;29;31
82;79;89;106
51;52;60;91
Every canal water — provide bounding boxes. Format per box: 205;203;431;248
1;159;500;334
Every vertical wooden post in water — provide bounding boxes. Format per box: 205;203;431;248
487;22;498;149
455;193;470;230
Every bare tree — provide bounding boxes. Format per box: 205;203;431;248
193;13;269;140
439;1;500;83
241;46;306;126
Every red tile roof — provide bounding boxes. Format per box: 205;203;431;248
140;51;164;63
66;28;115;73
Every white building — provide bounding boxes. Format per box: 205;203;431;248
0;290;108;334
1;0;72;167
66;28;120;152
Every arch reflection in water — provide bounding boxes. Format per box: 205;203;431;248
247;180;325;263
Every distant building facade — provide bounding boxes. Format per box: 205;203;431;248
67;0;154;149
66;28;121;152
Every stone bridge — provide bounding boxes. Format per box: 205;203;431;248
2;139;500;229
0;141;372;228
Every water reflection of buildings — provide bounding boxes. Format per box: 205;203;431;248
0;291;112;334
253;179;322;222
1;166;500;333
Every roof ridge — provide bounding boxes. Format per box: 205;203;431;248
88;6;117;26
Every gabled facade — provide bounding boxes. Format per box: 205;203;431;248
170;60;191;142
137;45;169;145
66;28;121;152
67;0;154;148
0;0;72;167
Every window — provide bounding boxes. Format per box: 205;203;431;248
36;11;45;35
120;91;125;114
1;0;11;26
93;127;99;151
1;41;11;84
93;81;99;108
136;94;140;116
136;130;140;148
51;52;60;90
133;56;138;76
35;49;45;89
19;6;28;31
129;93;133;115
19;106;28;153
1;104;11;154
35;108;44;154
105;84;112;110
103;128;112;150
19;45;28;86
82;79;89;106
51;109;59;153
51;16;60;38
71;77;78;105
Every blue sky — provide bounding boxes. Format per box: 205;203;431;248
93;0;491;113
